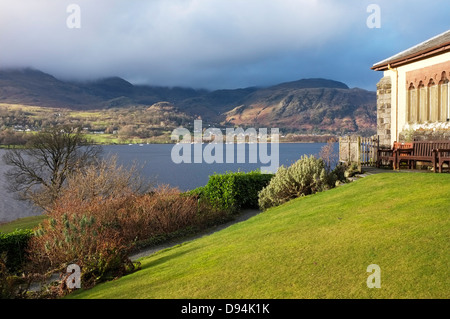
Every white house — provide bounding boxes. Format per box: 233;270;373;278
372;30;450;147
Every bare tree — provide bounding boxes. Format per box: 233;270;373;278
2;126;102;210
61;155;151;203
319;138;338;173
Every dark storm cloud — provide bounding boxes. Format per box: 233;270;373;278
0;0;449;90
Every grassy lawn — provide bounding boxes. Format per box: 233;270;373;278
0;215;46;233
0;103;60;113
86;133;121;144
69;173;450;299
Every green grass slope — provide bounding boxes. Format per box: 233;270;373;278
70;173;450;299
0;215;46;234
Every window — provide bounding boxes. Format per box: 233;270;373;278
407;83;416;124
418;81;426;123
439;72;449;122
428;78;438;122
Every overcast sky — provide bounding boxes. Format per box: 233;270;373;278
0;0;449;91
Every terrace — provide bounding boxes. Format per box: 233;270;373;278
339;136;450;173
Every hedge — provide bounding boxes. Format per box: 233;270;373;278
192;171;274;213
0;229;33;274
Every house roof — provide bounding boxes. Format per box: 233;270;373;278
372;29;450;71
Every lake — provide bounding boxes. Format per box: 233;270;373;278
0;143;337;223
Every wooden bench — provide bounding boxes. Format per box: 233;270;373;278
377;142;413;169
396;141;450;171
435;148;450;173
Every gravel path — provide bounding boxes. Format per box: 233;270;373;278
129;209;262;261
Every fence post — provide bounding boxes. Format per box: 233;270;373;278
357;136;362;172
347;137;351;164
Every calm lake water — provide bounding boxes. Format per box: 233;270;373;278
0;143;337;223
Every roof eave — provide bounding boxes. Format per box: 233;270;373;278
371;42;450;71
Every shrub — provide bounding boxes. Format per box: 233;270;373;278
258;155;335;210
344;162;361;178
27;195;136;289
0;229;33;274
0;230;33;299
119;185;202;242
0;256;29;299
199;171;274;214
331;162;348;183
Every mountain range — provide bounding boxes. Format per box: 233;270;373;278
0;68;376;135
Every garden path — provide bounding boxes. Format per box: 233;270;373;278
129;209;262;261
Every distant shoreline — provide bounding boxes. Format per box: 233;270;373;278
0;139;339;148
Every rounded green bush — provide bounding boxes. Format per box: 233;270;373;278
258;155;336;210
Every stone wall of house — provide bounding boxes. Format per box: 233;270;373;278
376;76;392;148
398;127;450;142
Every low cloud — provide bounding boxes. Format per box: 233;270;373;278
0;0;449;90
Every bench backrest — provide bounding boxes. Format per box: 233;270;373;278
412;141;450;156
